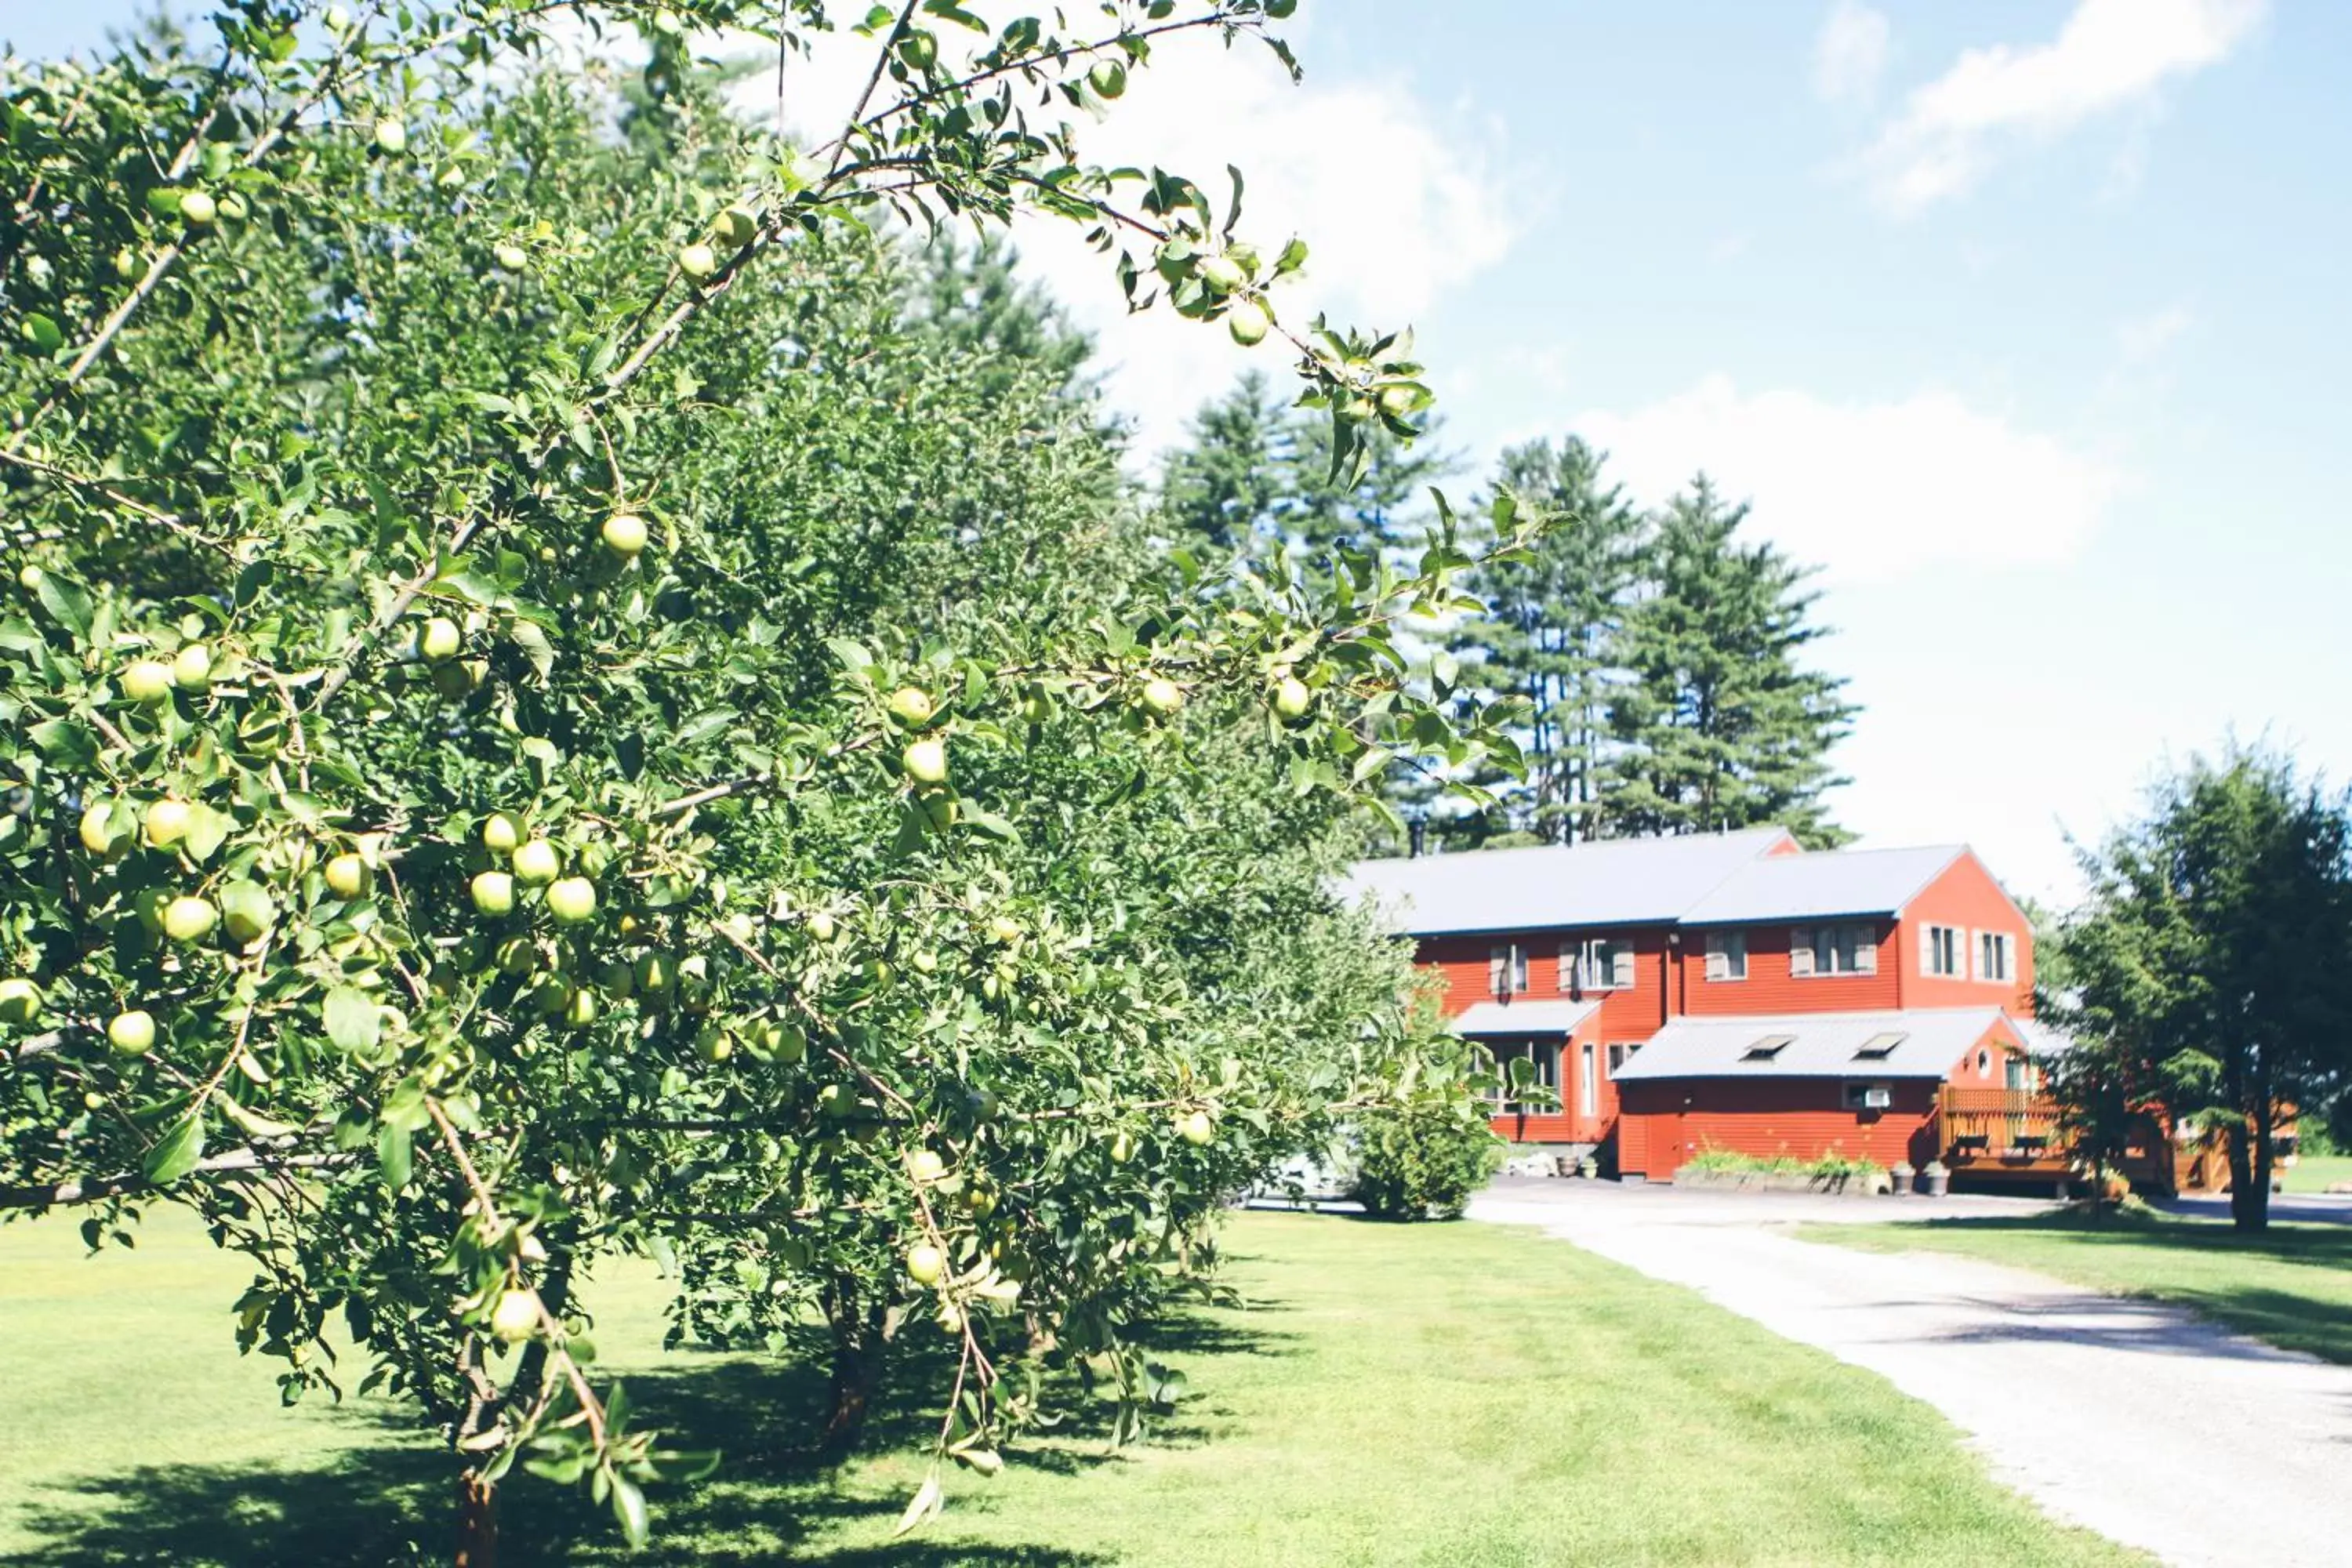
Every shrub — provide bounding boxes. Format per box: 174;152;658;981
1348;1102;1505;1221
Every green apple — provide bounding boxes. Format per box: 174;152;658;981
494;936;536;977
806;910;837;942
79;800;124;857
1139;677;1185;717
1178;1109;1214;1145
922;793;956;829
601;513;648;557
1226;299;1272;347
1018;686;1052;724
510;838;560;885
988;914;1021;945
418;617;461;662
546;876;597;925
493;242;528;272
143;798;192;849
112;246;141;280
695;1024;732;1064
108;1008;157;1055
122;659;175;703
482;812;522;854
1087;59;1127;98
0;977;42;1025
219;881;276;945
1196;254;1245;293
909;1149;946;1183
488;1287;540;1343
714;206;758;248
178;190;217;227
373;119;408;155
904;1243;945;1285
215;193;249;223
470;870;515;917
324;853;369;899
633;951;673;994
172;643;212;691
162;896;218;943
676;242;717;280
898;30;937;71
887;686;935;727
564;988;598;1028
528;978;573;1018
816;1082;855;1119
902;738;949;786
1272;674;1312;720
1378;384;1422;419
1110;1130;1134;1163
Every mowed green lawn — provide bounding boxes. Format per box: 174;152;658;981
1806;1209;2352;1365
0;1208;2138;1568
2281;1153;2352;1194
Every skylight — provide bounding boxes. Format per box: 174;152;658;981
1853;1032;1909;1060
1742;1034;1797;1060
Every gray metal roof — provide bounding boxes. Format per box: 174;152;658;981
1675;845;1966;925
1611;1007;2014;1082
1342;828;1795;936
2012;1018;2076;1059
1450;1000;1599;1037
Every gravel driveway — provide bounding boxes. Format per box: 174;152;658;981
1470;1180;2352;1567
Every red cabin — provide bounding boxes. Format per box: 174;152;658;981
1346;828;2063;1185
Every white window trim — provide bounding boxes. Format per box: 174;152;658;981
1975;930;2015;985
1563;936;1635;993
1921;923;1964;979
1486;1039;1559;1112
1792;923;1878;978
1489;942;1529;996
1704;930;1749;982
1578;1041;1599;1120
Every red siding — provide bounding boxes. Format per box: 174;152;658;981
1897;852;2036;1014
1619;1078;1943;1180
1678;920;1900;1015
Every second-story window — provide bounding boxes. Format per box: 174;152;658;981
1977;931;2016;983
1790;924;1878;977
1488;942;1529;996
1563;936;1635;992
1922;924;1963;977
1704;931;1748;981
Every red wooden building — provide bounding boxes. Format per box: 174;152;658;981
1346;828;2067;1184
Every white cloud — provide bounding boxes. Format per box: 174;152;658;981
2115;303;2194;365
732;16;1522;456
1861;0;2265;212
1813;2;1891;107
1573;376;2126;581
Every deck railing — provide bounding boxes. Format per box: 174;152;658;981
1935;1086;2064;1166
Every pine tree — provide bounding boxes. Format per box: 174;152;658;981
1599;477;1854;844
1157;369;1450;560
1443;437;1648;845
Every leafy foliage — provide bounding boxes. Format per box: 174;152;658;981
1346;1040;1503;1221
0;0;1530;1552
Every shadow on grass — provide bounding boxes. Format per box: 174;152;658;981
5;1305;1293;1567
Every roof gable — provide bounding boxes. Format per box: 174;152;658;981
1675;844;1965;926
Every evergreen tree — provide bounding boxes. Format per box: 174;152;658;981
1443;437;1648;845
1599;477;1854;844
1157;370;1451;560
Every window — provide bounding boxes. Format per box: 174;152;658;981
1486;1040;1559;1111
1790;924;1878;977
1579;1042;1599;1119
1742;1033;1796;1061
1563;936;1635;992
1487;942;1528;997
1704;930;1748;982
1842;1081;1893;1111
1922;924;1963;978
1976;931;2016;983
1853;1031;1907;1061
1606;1041;1639;1076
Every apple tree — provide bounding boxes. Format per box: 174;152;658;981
0;1;1528;1555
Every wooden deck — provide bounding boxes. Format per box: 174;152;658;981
1934;1087;2072;1178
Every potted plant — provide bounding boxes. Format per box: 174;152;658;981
1921;1159;1950;1197
1577;1154;1599;1178
1889;1160;1915;1195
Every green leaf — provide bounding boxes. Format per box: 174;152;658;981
143;1115;204;1186
609;1472;648;1548
32;573;92;640
325;986;381;1052
376;1121;412;1189
893;1470;943;1537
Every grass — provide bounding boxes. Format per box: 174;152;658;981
2281;1153;2352;1193
1682;1145;1883;1180
0;1207;2140;1567
1804;1207;2352;1365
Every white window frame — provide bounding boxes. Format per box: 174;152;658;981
1791;923;1878;978
1486;1039;1559;1112
1703;930;1748;982
1606;1041;1638;1076
1975;930;2015;984
1564;935;1636;992
1488;942;1529;997
1921;923;1963;978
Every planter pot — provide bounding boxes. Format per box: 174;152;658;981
1888;1162;1915;1196
1922;1164;1950;1197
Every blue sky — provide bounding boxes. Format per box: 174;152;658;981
15;2;2339;901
